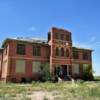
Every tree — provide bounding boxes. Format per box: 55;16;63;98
40;63;51;81
83;64;94;81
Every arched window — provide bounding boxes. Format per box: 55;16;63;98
55;47;59;56
61;48;64;56
66;48;69;57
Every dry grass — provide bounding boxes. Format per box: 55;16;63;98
0;81;100;100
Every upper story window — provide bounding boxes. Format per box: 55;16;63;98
61;47;64;57
83;51;89;60
73;49;79;59
66;48;69;57
55;47;59;56
17;44;26;55
54;33;59;39
66;34;70;41
61;34;64;40
33;46;41;56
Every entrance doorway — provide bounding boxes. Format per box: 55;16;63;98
62;65;68;77
56;65;68;77
55;65;71;80
62;65;71;80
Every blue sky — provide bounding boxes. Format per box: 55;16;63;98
0;0;100;75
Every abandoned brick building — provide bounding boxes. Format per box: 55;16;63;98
0;27;93;82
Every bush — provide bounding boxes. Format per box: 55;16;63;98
83;65;94;81
40;63;51;81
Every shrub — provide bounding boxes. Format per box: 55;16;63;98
40;63;51;81
83;65;94;81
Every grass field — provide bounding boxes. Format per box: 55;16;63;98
0;81;100;100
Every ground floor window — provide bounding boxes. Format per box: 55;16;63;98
16;60;25;73
32;61;41;73
83;64;89;67
73;64;79;75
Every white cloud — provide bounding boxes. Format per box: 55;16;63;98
73;36;100;49
29;26;36;31
88;37;96;43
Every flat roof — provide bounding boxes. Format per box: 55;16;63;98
1;38;93;51
51;26;71;33
1;37;49;48
73;46;93;51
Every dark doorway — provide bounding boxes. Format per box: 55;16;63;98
21;77;26;83
11;78;16;83
62;65;67;76
62;65;71;80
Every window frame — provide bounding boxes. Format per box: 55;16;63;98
33;45;41;56
16;44;26;55
54;33;59;39
60;33;64;40
61;47;64;57
55;47;59;56
82;51;89;60
73;49;79;59
66;34;70;41
66;48;70;58
15;60;25;73
32;61;41;73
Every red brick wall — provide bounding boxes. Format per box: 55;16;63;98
72;48;92;78
8;40;49;59
73;49;92;64
0;44;10;82
0;27;93;82
49;27;73;75
7;40;50;82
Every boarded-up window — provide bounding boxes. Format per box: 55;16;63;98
16;60;25;73
73;64;79;74
32;61;41;73
83;64;89;69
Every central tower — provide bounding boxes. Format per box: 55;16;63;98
48;27;73;77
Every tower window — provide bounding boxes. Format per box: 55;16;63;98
66;48;69;57
61;34;64;40
66;34;70;41
54;33;59;39
61;48;64;56
55;47;59;56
